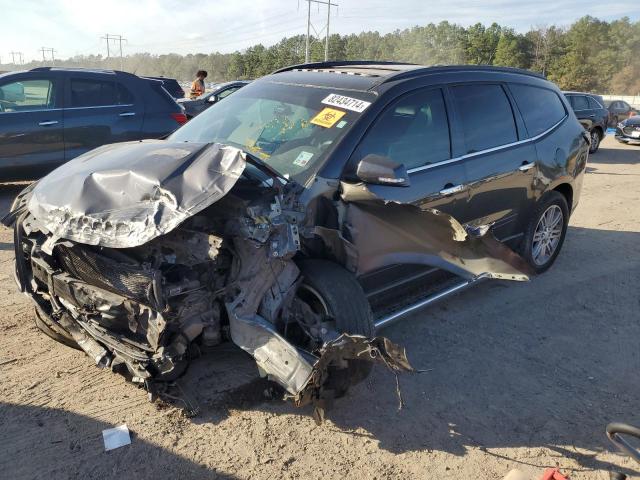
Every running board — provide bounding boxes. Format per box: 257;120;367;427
374;275;487;331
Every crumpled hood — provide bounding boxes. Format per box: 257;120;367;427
27;140;246;248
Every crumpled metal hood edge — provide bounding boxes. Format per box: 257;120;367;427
26;140;246;249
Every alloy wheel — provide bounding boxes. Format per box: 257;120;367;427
590;130;600;151
532;204;564;266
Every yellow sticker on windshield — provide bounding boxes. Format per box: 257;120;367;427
310;107;346;128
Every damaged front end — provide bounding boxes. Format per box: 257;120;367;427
3;139;530;418
3;140;414;417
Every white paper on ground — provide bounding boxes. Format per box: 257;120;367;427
103;424;131;451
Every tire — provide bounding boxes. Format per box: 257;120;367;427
295;259;375;396
521;191;569;274
589;128;602;154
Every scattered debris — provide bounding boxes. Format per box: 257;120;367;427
102;424;131;451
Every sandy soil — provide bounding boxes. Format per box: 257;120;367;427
1;136;639;480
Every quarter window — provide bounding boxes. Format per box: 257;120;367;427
451;84;517;153
355;88;451;170
0;79;55;112
587;96;602;109
510;84;566;137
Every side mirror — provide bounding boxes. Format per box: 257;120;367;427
207;95;218;104
356;154;410;187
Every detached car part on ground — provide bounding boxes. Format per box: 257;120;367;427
3;62;586;418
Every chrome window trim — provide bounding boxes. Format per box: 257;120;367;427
406;114;567;174
0;104;134;114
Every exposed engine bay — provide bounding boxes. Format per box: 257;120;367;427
3;140;530;419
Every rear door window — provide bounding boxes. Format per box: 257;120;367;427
451;84;517;153
70;79;118;107
569;95;589;111
0;79;56;112
510;84;567;137
116;83;134;104
355;87;451;170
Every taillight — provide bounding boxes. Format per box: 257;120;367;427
171;113;188;125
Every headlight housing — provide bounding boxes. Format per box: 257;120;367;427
617;122;625;129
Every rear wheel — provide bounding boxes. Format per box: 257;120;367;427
521;191;569;273
589;128;602;153
287;259;374;396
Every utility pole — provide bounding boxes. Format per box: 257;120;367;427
101;34;127;70
304;0;338;62
10;51;23;65
39;48;55;65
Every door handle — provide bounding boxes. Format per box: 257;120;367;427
119;112;136;117
518;162;535;172
588;114;595;118
38;120;58;126
439;184;465;196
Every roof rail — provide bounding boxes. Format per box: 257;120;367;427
271;60;415;75
374;64;546;86
30;66;118;75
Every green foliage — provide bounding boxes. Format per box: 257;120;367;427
3;16;639;93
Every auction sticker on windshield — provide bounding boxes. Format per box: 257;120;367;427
293;151;314;167
311;107;346;128
322;93;371;113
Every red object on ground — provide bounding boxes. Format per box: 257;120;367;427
540;468;569;480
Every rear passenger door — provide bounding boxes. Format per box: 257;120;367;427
450;83;538;240
350;86;468;220
63;75;144;160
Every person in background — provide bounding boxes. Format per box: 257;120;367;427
189;70;207;99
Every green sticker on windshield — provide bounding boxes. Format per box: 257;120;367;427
293;151;314;167
336;120;347;129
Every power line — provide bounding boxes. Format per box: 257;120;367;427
303;0;338;62
101;34;127;70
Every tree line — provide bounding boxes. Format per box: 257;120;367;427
2;16;639;94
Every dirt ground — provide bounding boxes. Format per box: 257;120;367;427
1;136;639;480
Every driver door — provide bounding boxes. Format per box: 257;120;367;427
0;76;64;180
348;86;468;219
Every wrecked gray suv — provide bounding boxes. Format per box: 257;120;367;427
3;62;587;414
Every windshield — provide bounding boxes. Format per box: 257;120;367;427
169;81;376;183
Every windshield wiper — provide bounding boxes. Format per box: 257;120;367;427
242;150;290;185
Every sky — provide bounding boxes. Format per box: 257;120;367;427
1;0;639;63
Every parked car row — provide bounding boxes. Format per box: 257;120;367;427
0;67;246;181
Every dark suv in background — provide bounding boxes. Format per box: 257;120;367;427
564;91;608;153
0;67;187;181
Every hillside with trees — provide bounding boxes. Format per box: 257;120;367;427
2;16;639;93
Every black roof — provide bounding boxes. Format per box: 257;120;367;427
270;61;545;91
